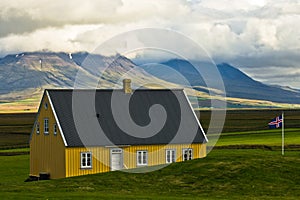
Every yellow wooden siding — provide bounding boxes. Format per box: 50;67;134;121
65;147;110;177
30;94;66;179
123;143;206;169
65;143;206;177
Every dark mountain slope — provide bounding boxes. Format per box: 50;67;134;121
141;59;300;104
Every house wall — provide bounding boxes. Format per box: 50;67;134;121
65;143;206;178
30;93;66;179
65;147;110;177
123;143;206;169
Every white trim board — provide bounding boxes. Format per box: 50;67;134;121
183;90;209;143
46;90;68;146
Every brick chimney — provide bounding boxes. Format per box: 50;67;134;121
123;79;132;94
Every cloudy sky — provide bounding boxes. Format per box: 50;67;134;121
0;0;299;88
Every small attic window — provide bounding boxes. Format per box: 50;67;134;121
36;123;40;134
44;102;48;109
54;124;57;135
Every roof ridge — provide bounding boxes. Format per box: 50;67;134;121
46;88;184;92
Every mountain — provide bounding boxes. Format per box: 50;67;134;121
0;51;141;94
0;51;179;104
140;59;300;104
0;52;299;112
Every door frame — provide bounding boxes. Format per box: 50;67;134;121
110;148;123;171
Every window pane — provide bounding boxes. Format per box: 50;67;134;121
138;152;141;164
44;119;49;133
143;152;147;164
167;151;170;163
172;150;175;162
81;153;92;168
82;158;86;166
36;124;40;134
87;157;91;166
184;150;188;161
137;151;147;165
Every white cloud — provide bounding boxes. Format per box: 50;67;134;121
0;24;102;53
0;0;299;87
199;0;266;12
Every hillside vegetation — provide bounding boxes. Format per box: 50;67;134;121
1;109;299;199
0;149;299;199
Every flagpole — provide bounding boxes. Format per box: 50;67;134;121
282;112;284;156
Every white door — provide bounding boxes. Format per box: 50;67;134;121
111;149;123;171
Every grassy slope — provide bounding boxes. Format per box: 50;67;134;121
0;149;300;199
210;128;300;147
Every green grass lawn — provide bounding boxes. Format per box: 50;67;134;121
208;128;300;147
0;149;300;199
0;111;299;199
0;148;29;153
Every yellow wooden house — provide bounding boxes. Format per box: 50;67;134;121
30;79;207;179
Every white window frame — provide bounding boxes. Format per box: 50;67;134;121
36;123;40;134
53;124;57;135
44;102;48;110
80;152;92;169
137;150;148;166
166;149;176;164
182;148;193;161
44;118;49;134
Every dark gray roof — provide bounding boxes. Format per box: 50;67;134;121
47;89;207;147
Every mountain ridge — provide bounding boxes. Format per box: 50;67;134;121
154;59;300;104
0;51;299;112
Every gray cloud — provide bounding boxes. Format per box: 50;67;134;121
0;8;61;37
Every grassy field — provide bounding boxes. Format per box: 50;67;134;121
198;109;300;133
0;113;35;149
0;149;299;199
0;109;299;150
0;109;299;199
210;128;300;147
0;113;35;134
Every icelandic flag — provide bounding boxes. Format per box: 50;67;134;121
268;115;283;128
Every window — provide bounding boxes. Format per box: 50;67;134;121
183;148;193;161
81;152;92;168
36;123;40;134
166;149;176;163
44;118;49;134
137;151;148;166
53;124;57;135
44;102;48;109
